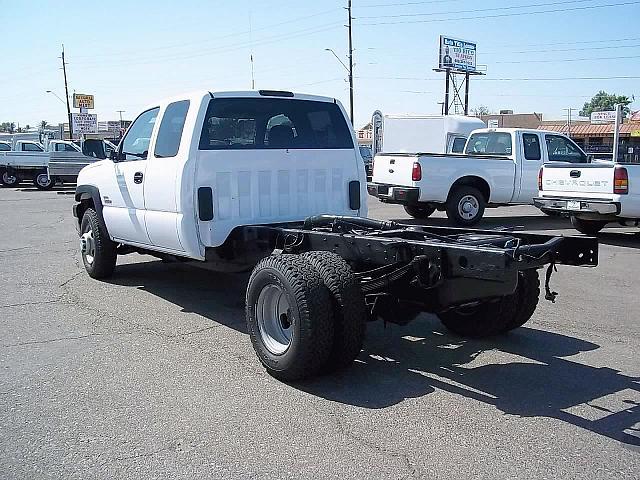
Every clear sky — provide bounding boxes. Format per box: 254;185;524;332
1;0;639;128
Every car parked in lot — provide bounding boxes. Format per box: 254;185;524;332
368;128;589;225
72;90;597;382
534;161;640;234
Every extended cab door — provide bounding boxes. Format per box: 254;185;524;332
194;95;363;248
143;99;190;252
101;107;159;245
515;132;544;203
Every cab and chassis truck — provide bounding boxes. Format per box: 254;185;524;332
72;90;598;381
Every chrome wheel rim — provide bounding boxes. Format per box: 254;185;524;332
2;172;17;185
36;173;51;187
80;228;96;265
256;284;293;355
458;195;479;220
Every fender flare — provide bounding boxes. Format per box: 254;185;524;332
74;185;110;237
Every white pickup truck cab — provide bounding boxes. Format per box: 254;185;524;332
534;162;640;234
73;90;366;273
368;128;589;225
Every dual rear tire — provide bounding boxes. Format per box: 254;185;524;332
246;252;367;381
437;270;540;337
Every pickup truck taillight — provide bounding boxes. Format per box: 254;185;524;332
614;166;628;194
538;167;543;191
412;162;422;181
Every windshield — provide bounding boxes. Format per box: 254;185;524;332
359;145;372;159
465;132;513;156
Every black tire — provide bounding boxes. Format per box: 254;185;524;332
437;270;539;337
570;216;608;235
404;203;436;219
1;170;19;187
80;208;117;279
445;185;486;226
246;254;334;381
34;173;54;191
540;208;560;217
302;251;366;372
500;270;540;332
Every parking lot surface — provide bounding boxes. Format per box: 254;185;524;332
1;186;639;479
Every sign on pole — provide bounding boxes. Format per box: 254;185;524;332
73;93;95;109
590;111;617;124
612;104;622;163
72;113;98;134
438;36;477;72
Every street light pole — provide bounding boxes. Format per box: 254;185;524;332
46;90;66;106
347;0;354;126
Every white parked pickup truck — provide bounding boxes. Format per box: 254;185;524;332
71;90;597;382
368;128;589;225
534;161;640;234
0;139;100;190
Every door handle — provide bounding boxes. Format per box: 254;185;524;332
133;172;144;184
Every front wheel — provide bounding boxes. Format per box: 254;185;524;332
445;186;486;226
80;208;117;279
1;170;19;187
404;203;436;219
570;216;608;235
34;173;54;191
246;254;334;381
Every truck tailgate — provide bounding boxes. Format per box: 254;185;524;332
541;163;615;199
372;153;417;186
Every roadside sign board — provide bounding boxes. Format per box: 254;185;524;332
72;113;97;134
439;36;477;72
590;111;617;124
73;93;94;109
487;119;499;128
631;130;640;137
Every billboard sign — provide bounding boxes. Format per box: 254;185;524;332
73;93;94;109
590;111;617;124
72;113;97;134
439;36;477;72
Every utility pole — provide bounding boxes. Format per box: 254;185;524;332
347;0;354;125
61;45;73;140
563;107;573;137
117;110;125;128
613;103;622;162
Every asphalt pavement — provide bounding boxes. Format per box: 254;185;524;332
1;185;639;479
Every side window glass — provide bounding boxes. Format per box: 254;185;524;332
523;133;541;160
121;107;159;161
154;100;190;158
452;137;466;153
545;135;587;163
23;143;42;152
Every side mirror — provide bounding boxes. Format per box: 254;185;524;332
109;150;119;162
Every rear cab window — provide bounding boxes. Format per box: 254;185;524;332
465;132;512;156
22;143;43;152
522;133;541;160
154;100;190;158
451;137;467;153
199;97;353;150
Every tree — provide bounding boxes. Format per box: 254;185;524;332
25;124;31;130
579;91;634;117
40;120;49;130
472;105;491;116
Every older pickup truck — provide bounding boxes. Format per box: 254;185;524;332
71;90;597;381
534;161;640;234
368;128;589;225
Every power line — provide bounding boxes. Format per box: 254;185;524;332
357;0;596;19
357;1;640;25
356;0;462;7
493;54;640;64
72;8;337;60
485;43;640;55
357;75;640;81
